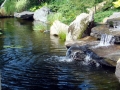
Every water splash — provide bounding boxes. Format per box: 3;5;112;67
83;54;100;67
83;54;91;65
45;56;73;63
96;34;115;47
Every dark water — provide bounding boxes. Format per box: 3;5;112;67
0;18;120;90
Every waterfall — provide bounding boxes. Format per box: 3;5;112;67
98;34;115;47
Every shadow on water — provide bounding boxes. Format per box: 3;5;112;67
0;18;120;90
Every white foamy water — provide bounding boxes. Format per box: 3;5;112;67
59;56;73;62
82;54;91;65
83;54;100;67
45;56;73;63
94;34;115;48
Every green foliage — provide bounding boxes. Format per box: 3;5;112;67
4;0;16;15
101;0;114;11
48;0;105;24
94;0;118;22
58;31;66;41
94;9;119;22
15;0;29;12
3;0;29;15
29;3;48;12
47;13;65;25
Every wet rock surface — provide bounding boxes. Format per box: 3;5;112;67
91;24;120;44
66;44;115;67
14;11;34;20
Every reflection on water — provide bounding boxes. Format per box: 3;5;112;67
0;18;120;90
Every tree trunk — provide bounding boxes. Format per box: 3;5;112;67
1;0;7;7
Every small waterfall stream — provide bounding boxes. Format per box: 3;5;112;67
97;34;115;47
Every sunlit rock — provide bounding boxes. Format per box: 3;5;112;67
50;20;68;36
33;7;51;23
115;59;120;82
66;12;94;42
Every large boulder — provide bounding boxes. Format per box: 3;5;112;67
66;45;114;67
66;11;94;42
33;7;51;23
14;11;34;20
50;20;68;36
115;59;120;82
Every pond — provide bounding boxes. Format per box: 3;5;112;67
0;18;120;90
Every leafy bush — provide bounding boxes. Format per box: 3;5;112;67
15;0;29;12
47;13;65;25
113;0;120;8
4;0;16;15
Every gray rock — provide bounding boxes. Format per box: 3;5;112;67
66;45;113;67
14;11;34;20
66;12;94;42
33;7;51;23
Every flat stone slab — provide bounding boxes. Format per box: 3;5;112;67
14;11;34;20
91;45;120;67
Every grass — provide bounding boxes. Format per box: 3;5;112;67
4;0;16;15
58;31;66;41
1;0;29;15
15;0;29;12
47;12;65;25
94;9;119;22
47;0;107;24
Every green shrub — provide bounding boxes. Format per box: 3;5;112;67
15;0;29;12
